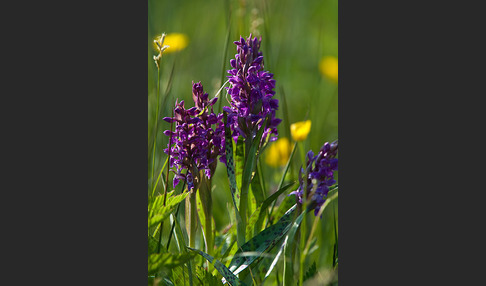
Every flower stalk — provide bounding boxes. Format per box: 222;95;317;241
224;35;281;246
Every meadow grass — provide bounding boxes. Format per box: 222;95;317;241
148;0;338;285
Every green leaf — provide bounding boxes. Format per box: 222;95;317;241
148;252;196;275
172;265;190;286
223;112;244;244
247;186;257;239
303;261;317;282
196;176;214;255
238;118;267;247
247;164;265;238
195;265;223;286
234;137;245;193
240;119;267;201
228;204;297;276
246;182;296;240
283;209;307;286
173;211;194;286
265;142;298;228
272;194;298;226
223;112;241;210
148;191;189;230
262;233;288;281
214;231;235;261
256;182;296;231
187;247;246;286
149;235;162;256
250;161;265;207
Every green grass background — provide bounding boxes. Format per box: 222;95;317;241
148;0;338;281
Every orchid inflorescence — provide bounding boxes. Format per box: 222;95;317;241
163;82;225;191
163;34;282;192
223;34;281;144
291;141;338;216
163;35;338;203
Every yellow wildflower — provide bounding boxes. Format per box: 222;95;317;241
153;33;189;54
291;120;312;142
265;137;293;167
319;56;338;83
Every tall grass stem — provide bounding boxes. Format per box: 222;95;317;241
266;142;297;228
151;67;161;189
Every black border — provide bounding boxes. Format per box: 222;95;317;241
3;1;148;284
5;0;479;284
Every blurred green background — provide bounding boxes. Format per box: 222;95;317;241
149;0;338;280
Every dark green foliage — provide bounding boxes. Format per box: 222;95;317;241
188;247;246;286
303;261;317;282
228;204;297;275
223;112;241;210
171;265;190;286
148;191;189;229
148;252;196;275
195;266;223;286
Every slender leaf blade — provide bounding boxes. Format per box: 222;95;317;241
223;112;245;247
228;204;297;276
283;210;307;286
187;247;246;286
234;137;245;192
148;252;196;275
148;191;189;229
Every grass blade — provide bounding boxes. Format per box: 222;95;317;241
148;191;189;230
303;187;339;257
283;209;307;286
255;182;296;233
239;118;267;246
187;247;247;286
263;234;287;281
266;142;298;227
250;160;265;207
223;112;245;248
227;204;297;276
151;156;168;198
196;176;213;256
173;210;194;286
218;24;232;114
148;252;196;275
234;137;245;196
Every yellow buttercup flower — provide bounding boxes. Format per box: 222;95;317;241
154;33;189;54
265;137;293;167
291;120;312;142
319;56;338;83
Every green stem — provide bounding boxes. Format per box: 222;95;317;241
303;191;339;257
166;180;186;251
297;163;310;285
239;189;248;246
332;200;338;268
199;175;213;256
186;190;197;248
157;112;172;254
299;140;306;170
238;139;252;246
151;157;168;198
151;67;161;188
299;208;306;285
266;142;298;228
